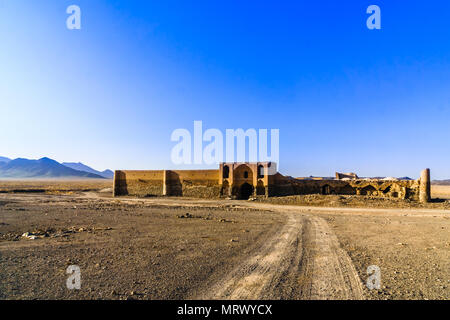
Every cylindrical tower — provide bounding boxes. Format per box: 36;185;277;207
419;168;431;203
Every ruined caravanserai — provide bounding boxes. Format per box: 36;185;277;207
113;163;431;203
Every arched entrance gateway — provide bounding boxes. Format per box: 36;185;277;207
218;162;274;199
239;183;254;200
232;164;255;199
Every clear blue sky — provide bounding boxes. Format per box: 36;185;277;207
1;0;450;179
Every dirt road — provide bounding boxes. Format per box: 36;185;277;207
80;194;366;299
198;212;364;300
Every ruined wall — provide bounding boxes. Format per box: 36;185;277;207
270;175;357;197
348;179;421;200
270;174;422;201
335;172;359;180
114;165;430;202
113;169;220;198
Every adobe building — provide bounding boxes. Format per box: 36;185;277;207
113;163;431;203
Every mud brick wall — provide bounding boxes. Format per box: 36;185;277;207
271;174;422;201
347;179;421;201
114;169;220;198
270;178;350;196
167;170;220;198
114;166;428;202
113;170;164;197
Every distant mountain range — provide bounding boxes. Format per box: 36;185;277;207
432;179;450;186
62;162;114;179
0;157;113;179
0;156;11;163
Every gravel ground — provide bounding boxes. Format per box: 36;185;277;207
0;189;448;300
0;193;283;299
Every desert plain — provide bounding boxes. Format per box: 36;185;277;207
0;180;449;300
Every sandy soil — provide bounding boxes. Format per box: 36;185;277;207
431;185;450;200
0;180;111;194
320;209;450;299
0;182;449;300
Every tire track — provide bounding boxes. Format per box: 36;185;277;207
299;216;365;299
199;213;303;299
200;212;365;300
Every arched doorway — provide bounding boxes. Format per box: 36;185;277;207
232;164;254;199
361;185;377;196
257;165;264;178
233;164;254;184
223;165;229;179
321;185;331;195
239;183;254;200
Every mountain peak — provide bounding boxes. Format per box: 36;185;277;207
62;162;113;179
0;157;107;179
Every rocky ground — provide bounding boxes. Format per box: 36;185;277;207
0;193;284;300
315;208;449;299
257;193;450;209
0;182;449;300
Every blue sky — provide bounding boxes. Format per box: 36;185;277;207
1;0;450;179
